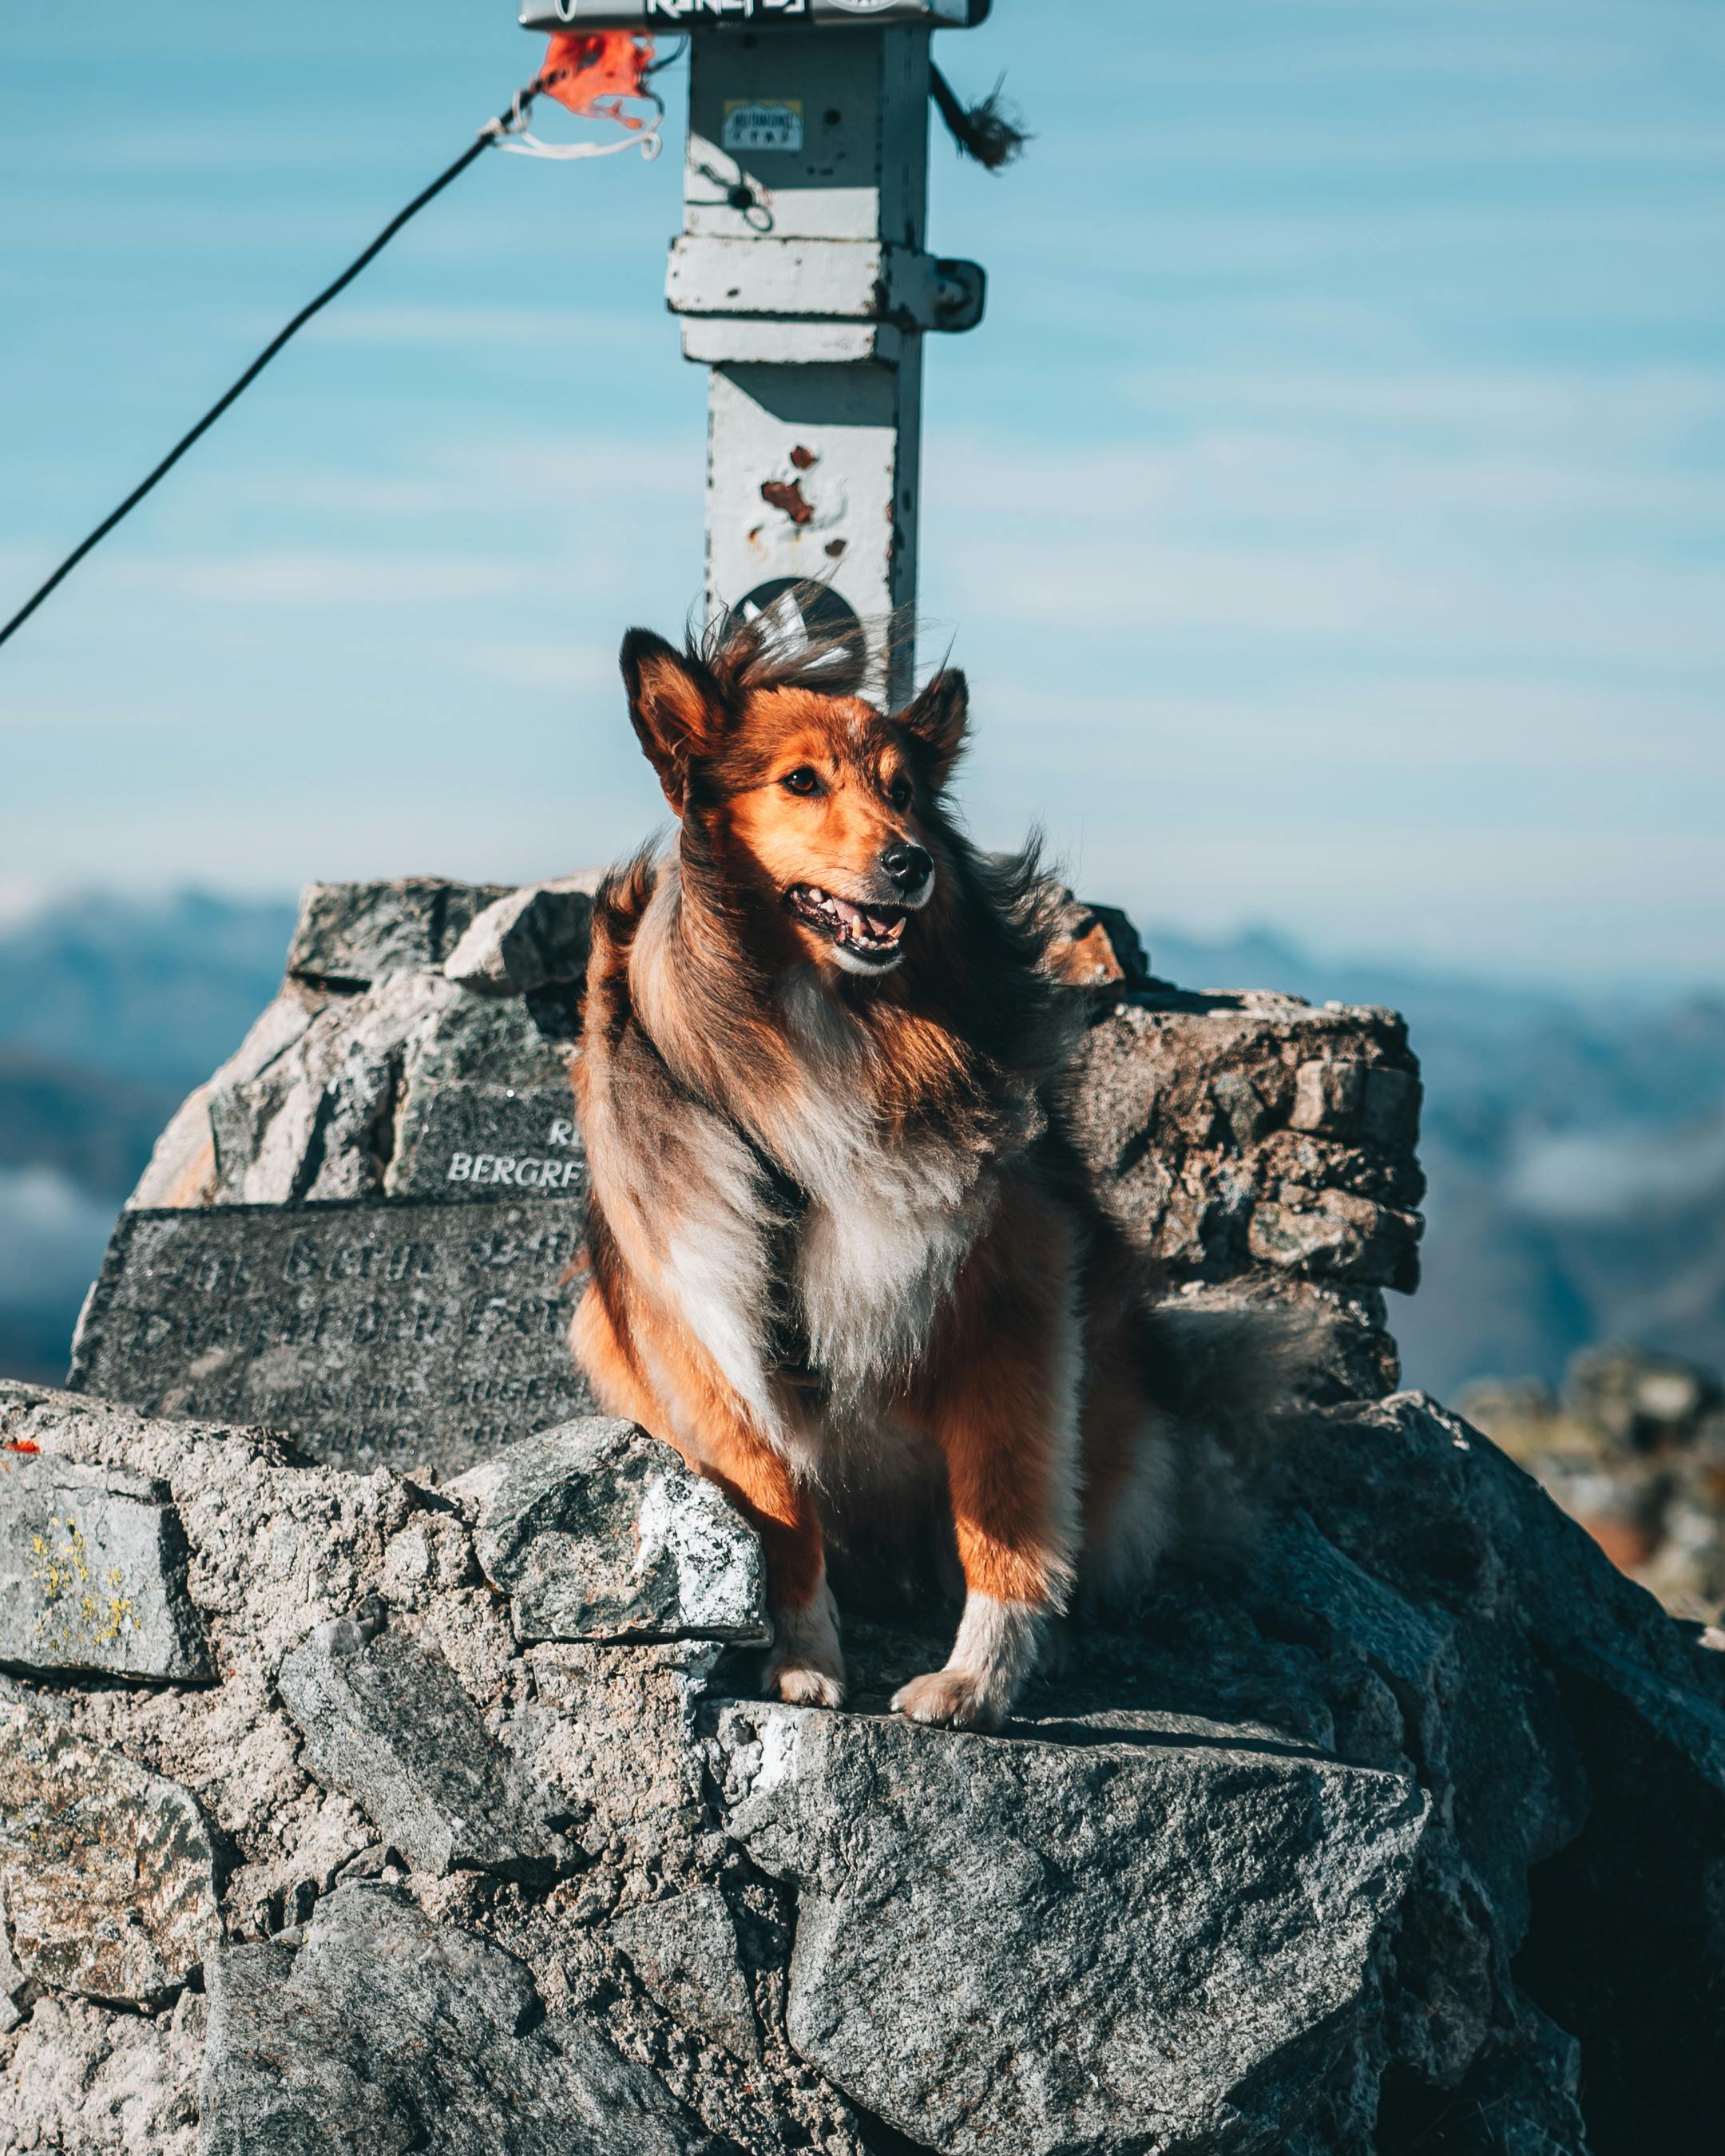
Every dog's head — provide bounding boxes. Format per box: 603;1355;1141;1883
619;622;967;979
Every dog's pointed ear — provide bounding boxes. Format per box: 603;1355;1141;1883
896;668;970;786
620;629;724;812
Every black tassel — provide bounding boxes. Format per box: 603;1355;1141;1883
930;65;1029;173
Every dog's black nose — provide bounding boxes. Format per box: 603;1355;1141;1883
881;842;933;891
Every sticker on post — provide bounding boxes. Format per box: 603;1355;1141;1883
730;581;866;682
723;99;804;153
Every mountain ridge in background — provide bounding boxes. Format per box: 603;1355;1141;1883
1;891;1720;1397
0;890;297;1380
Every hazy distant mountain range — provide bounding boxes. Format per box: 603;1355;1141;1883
0;892;296;1381
1;892;1719;1398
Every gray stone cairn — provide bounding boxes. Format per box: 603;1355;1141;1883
3;875;1721;2154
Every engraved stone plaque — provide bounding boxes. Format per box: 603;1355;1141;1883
387;1085;588;1203
69;1199;595;1477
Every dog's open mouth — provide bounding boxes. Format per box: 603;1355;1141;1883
787;884;908;962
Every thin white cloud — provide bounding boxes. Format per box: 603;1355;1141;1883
0;878;50;927
470;640;620;693
133;552;533;607
922;400;1725;668
1118;364;1725;452
0;1168;116;1307
459;435;699;501
966;674;1724;780
229;474;449;517
1062;824;1725;982
307;306;652;347
1507;1117;1725;1224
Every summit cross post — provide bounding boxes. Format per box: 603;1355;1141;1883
518;2;993;700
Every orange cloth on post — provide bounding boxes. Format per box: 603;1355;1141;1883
538;32;658;131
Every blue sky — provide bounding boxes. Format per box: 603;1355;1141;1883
2;1;1722;986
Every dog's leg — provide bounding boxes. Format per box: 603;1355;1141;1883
577;1279;844;1707
704;1425;845;1711
572;1281;664;1431
761;1562;845;1711
893;1200;1081;1732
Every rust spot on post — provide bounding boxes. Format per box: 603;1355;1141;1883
761;478;815;526
789;445;819;470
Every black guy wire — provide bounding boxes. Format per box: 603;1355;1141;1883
0;73;549;654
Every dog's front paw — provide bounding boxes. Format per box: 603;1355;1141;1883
763;1580;846;1710
763;1647;846;1710
890;1668;1002;1731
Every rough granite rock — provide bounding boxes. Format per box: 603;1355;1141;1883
383;983;581;1201
442;872;603;997
7;883;1725;2156
0;1450;209;1680
0;1384;456;1937
129;886;577;1216
287;878;515;987
276;1616;569;1881
0;1697;220;2003
516;1639;728;1865
1068;989;1424;1283
1045;886;1152;989
719;1702;1429;2154
450;1418;771;1646
608;1885;763;2067
200;1882;722;2156
1067;987;1424;1395
0;1897;27;2034
6;1370;1722;2151
1;1990;207;2156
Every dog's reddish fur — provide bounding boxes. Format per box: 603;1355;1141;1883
571;611;1244;1727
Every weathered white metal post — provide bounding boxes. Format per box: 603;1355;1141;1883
520;2;993;697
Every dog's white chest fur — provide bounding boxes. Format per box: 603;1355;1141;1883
642;1113;990;1480
791;1166;993;1408
772;975;997;1417
621;925;1004;1472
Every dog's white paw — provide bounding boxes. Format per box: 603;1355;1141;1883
890;1668;1001;1731
765;1653;847;1710
763;1579;845;1709
891;1594;1041;1731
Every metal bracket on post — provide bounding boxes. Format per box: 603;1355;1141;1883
521;0;993;701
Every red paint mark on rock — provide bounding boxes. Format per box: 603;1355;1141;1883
2;1440;41;1454
761;478;815;525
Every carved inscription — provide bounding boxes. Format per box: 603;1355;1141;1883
388;1086;589;1204
446;1129;585;1193
69;1199;595;1476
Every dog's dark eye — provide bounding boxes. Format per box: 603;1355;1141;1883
781;767;823;796
886;775;913;810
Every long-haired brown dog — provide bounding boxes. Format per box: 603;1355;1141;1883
573;608;1304;1730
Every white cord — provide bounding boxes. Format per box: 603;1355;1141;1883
494;122;662;161
481;84;664;161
